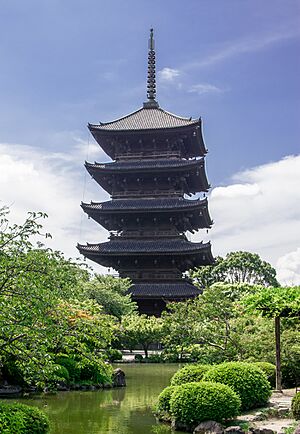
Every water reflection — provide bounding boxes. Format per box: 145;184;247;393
15;364;186;434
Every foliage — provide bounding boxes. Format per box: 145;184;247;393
134;354;144;362
0;207;115;388
190;251;279;288
0;402;50;433
291;392;300;420
83;274;137;320
242;286;300;318
170;364;211;386
156;385;178;413
55;355;81;383
253;362;276;388
119;315;163;358
105;348;123;362
169;381;241;425
203;362;271;410
79;359;112;385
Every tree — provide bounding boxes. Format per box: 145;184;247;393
0;207;114;387
120;314;162;357
190;251;279;289
242;285;300;391
83;274;137;320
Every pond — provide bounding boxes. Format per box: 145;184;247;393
13;364;186;434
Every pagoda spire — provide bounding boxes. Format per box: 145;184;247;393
144;28;159;108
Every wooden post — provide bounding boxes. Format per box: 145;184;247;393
275;316;282;392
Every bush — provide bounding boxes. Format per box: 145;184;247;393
204;362;271;410
170;364;211;386
55;355;80;382
79;360;112;385
157;386;178;413
0;402;50;433
253;362;276;388
106;349;123;362
134;354;143;362
292;392;300;420
146;354;164;363
169;381;241;425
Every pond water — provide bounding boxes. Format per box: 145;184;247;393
14;364;186;434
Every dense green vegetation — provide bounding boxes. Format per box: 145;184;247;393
170;364;210;386
0;402;50;433
292;392;300;420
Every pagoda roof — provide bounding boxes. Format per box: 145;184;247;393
82;197;209;212
130;281;202;299
78;238;212;256
88;106;199;133
85;157;204;173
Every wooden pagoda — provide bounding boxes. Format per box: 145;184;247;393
78;29;214;316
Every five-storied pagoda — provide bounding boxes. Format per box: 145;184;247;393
78;29;214;316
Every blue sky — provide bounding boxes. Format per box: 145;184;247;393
0;0;300;282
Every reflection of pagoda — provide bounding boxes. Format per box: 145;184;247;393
78;29;213;316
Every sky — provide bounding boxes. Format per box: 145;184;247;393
0;0;299;284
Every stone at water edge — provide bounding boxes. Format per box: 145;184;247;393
249;428;275;434
193;420;224;434
112;368;126;387
224;426;245;434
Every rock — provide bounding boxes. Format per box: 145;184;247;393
224;426;245;434
56;382;69;391
112;368;126;387
277;406;290;417
193;420;224;434
0;384;22;396
252;412;265;421
249;428;275;434
172;419;194;432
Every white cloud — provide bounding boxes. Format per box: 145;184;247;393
276;248;300;286
0;142;110;273
158;67;180;82
188;83;224;95
193;155;300;285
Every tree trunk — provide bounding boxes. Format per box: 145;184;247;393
275;316;282;392
144;346;148;358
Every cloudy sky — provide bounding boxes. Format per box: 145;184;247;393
0;0;299;283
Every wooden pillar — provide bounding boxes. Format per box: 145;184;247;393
275;316;282;392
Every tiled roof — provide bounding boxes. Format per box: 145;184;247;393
85;158;203;172
78;239;211;255
82;197;208;212
130;281;202;298
89;107;199;131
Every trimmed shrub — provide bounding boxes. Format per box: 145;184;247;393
169;381;241;425
204;362;271;410
79;360;112;385
0;402;50;433
157;386;178;413
292;392;300;420
170;364;211;386
253;362;276;388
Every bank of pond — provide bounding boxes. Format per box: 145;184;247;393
0;363;299;434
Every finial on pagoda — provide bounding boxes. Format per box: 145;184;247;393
144;28;159;108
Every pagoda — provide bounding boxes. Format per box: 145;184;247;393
78;29;214;316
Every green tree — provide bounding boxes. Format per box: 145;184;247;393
120;314;162;357
242;285;300;391
83;274;137;320
190;251;279;288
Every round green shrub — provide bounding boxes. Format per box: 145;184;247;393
157;386;178;413
0;402;50;433
106;349;123;362
169;381;241;425
203;362;271;410
80;360;112;385
253;362;276;388
292;392;300;420
170;364;211;386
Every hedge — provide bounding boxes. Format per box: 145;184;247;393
169;381;241;425
203;362;271;410
157;385;178;413
0;402;50;434
170;364;211;386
